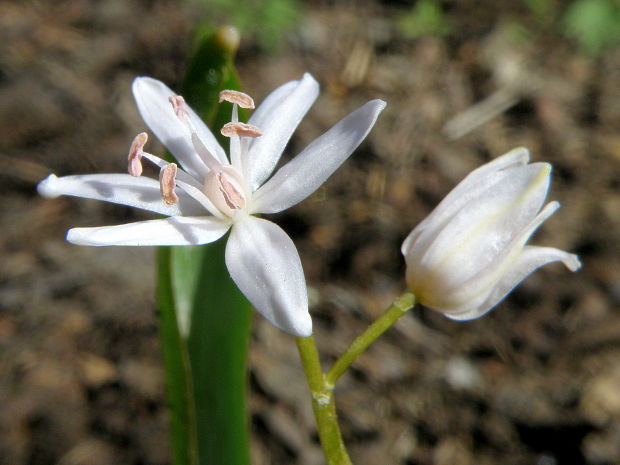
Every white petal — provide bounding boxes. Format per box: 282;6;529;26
132;77;227;177
401;147;530;255
446;245;581;320
37;173;204;216
225;215;311;336
418;201;561;315
408;163;552;292
243;73;319;191
252;99;387;214
67;216;231;246
175;180;225;219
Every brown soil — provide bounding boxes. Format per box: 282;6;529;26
1;1;619;464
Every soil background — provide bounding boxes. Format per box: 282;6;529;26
1;1;619;464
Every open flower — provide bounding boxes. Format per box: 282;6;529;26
38;74;386;336
401;147;581;320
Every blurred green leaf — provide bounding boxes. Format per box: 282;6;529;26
525;0;557;26
562;0;620;55
397;0;452;39
187;0;302;51
157;26;253;465
157;247;198;465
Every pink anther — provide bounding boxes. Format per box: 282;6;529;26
220;121;263;138
127;132;148;177
218;90;255;109
169;95;190;124
159;163;179;206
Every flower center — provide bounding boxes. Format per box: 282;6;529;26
204;165;247;217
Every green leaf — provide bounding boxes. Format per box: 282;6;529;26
156;26;253;465
562;0;620;55
186;0;302;52
396;0;452;39
157;247;198;465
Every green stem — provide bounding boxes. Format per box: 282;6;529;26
296;292;416;465
326;292;415;387
295;336;352;465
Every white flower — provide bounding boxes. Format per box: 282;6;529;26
38;74;386;337
401;147;581;320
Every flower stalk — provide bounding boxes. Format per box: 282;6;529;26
327;292;416;386
295;336;352;465
296;292;416;465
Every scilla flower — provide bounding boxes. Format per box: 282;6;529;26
38;74;386;336
401;147;580;320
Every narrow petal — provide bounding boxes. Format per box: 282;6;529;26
132;77;227;177
67;216;231;246
37;173;204;216
409;163;552;292
252;99;387;214
401;147;530;255
243;73;320;191
225;215;311;336
446;245;581;320
175;180;226;219
417;201;561;315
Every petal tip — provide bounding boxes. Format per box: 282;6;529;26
507;146;530;165
66;228;85;245
373;99;387;111
131;76;148;93
443;304;494;321
37;174;60;198
299;72;320;95
132;75;156;87
301;72;318;84
132;76;168;102
290;313;313;337
565;253;582;272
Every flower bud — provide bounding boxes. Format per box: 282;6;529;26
401;147;581;320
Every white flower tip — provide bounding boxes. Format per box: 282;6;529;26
299;73;320;96
37;174;61;198
289;313;313;337
372;98;388;112
545;200;561;216
131;76;155;96
66;228;94;246
301;72;318;85
505;146;530;165
359;99;387;121
564;253;582;272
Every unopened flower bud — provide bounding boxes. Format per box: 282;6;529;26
401;147;581;320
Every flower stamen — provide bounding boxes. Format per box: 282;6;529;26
168;94;225;171
219;90;255;109
159;163;179;205
221;122;263;138
204;166;247;216
169;95;190;124
127;132;148;177
217;171;245;210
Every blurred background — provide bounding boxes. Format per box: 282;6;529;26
1;0;619;464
